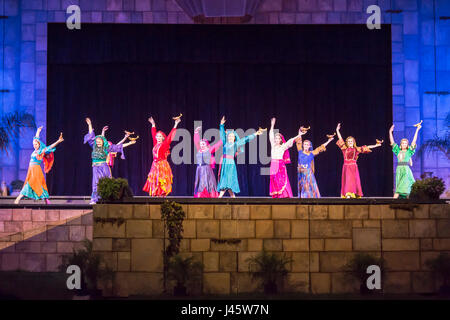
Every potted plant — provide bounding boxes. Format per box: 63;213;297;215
10;180;24;197
0;111;35;152
97;177;133;202
246;250;292;294
343;253;385;295
409;176;446;201
167;255;203;296
426;253;450;295
59;239;112;299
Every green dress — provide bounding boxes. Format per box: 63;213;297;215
392;143;416;197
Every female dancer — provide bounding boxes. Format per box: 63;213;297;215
389;122;421;198
296;130;335;198
217;116;263;198
14;126;64;204
143;116;181;197
336;123;382;198
84;118;128;204
269;118;301;198
193;126;222;198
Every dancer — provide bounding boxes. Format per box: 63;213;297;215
14;126;64;204
296;130;335;198
84;118;127;204
389;122;421;198
269;118;301;198
336;123;382;198
193;126;222;198
143;116;181;197
217;116;263;198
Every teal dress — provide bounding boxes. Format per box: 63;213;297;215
216;124;255;193
392;143;416;197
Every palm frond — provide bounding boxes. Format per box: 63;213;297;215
0;111;36;152
418;135;450;160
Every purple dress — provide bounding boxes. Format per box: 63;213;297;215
84;131;124;203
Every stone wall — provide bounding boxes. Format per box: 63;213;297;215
93;203;450;297
1;0;449;195
0;208;92;271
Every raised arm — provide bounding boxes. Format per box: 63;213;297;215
312;137;334;156
296;128;307;151
116;131;131;145
148;117;157;145
165;118;181;146
220;116;226;145
46;133;64;151
269;118;276;147
85;118;93;134
389;124;395;145
411;123;421;147
101;126;109;137
209;138;223;154
194;127;201;151
336;123;343;141
122;140;136;148
284;133;302;150
35;126;43;138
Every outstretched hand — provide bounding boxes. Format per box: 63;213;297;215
220;116;226;125
58;132;64;143
148;117;155;126
271;118;276;127
389;124;395;132
85;118;91;125
336;123;341;131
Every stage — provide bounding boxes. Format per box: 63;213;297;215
0;196;447;209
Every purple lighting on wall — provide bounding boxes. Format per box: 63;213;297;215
175;0;263;20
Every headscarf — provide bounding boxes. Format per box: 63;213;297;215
276;133;291;164
92;135;110;161
33;137;55;173
303;139;315;173
226;130;245;156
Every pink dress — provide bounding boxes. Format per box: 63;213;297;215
337;139;371;198
269;129;295;198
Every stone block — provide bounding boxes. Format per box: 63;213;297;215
409;220;436;238
93;238;112;251
231;205;250;219
203;252;219;272
291;220;308;238
112;238;130;251
433;239;450;250
437;220;450;238
363;220;380;228
384;272;411;293
382;239;419;251
191;239;210;252
384;252;420;271
329;205;344;219
12;209;31;221
47;226;69;241
310;221;352;238
325;239;352;251
117;252;130;271
310;239;324;251
133;205;150;219
149;205;161;219
263;239;283;251
182;220;196;238
274;220;290;238
420;239;433;251
114;272;163;297
352;220;362;228
344;205;368;219
231;273;260;294
247;239;263;251
291;252;309;272
396;209;413;219
46;253;63;272
420;251;441;270
0;253;20;271
310;205;328;220
369;205;395;219
131;239;163;272
188;205;213;219
126;220;152;238
94;205;108;219
31;210;45;222
19;253;45;272
296;205;309;219
237;221;255;238
94;220;126;238
238;252;259;272
203;273;230;295
272;205;296;219
0;209;12;221
250;205;271;219
211;239;247;252
412;272;434;293
429;204;450;219
197;220;219;238
319;252;355;272
285;272;309;293
69;226;85;241
220;220;238;238
283;239;309;251
219;252;237;272
382;220;409;238
108;205;132;219
311;273;331;294
413;205;429;219
331;272;359;294
215;205;231;219
255;220;274;238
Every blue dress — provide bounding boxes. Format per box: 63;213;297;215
216;124;255;194
297;151;320;198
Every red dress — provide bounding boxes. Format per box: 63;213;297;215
143;126;176;196
337;139;371;198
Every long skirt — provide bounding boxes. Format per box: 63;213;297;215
194;165;219;198
143;159;173;197
395;165;415;197
20;164;50;200
217;160;240;194
341;163;363;198
269;159;293;198
91;163;112;203
298;167;320;198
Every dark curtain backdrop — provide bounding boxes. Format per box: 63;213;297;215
47;24;392;197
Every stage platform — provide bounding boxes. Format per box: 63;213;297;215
0;196;447;209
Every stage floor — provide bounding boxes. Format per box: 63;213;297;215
0;196;447;209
